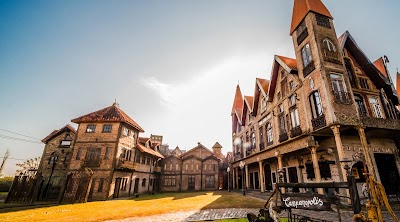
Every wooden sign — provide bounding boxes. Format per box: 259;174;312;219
281;193;334;211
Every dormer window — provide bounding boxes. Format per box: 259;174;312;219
60;133;72;147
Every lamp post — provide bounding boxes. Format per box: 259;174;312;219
227;166;230;192
239;161;245;196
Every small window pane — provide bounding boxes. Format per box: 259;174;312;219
86;125;96;133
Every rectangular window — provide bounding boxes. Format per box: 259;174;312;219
142;178;146;187
331;73;349;104
354;95;368;117
261;97;267;113
76;148;82;160
141;156;145;164
309;91;323;118
369;97;383;118
102;124;112;133
266;123;273;145
176;163;179;170
281;77;288;98
279;114;286;134
289;81;295;90
301;43;313;67
104;147;111;160
316;14;331;28
98;178;104;192
359;78;370;90
205;175;215;188
135;155;141;163
290;108;300;128
84;148;101;166
86;125;96;133
122;128;129;136
164;176;176;186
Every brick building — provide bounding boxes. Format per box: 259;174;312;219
230;0;400;196
160;142;225;192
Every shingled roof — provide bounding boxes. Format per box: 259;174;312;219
231;85;244;115
42;125;76;143
290;0;333;34
71;103;144;132
373;57;388;78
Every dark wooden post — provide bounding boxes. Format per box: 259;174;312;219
347;175;361;221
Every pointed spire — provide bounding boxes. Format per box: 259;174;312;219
396;70;400;99
232;84;244;115
290;0;333;34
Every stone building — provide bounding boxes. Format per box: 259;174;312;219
37;125;76;201
160;142;225;192
230;0;400;196
64;102;164;201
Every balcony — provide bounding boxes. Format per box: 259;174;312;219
361;117;400;130
297;28;308;45
333;90;351;105
290;126;302;137
302;61;315;78
323;50;342;64
278;132;288;143
311;114;327;130
116;159;138;171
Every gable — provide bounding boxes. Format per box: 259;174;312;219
181;144;213;159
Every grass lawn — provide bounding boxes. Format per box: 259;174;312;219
1;191;265;222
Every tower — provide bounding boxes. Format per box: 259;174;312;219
290;0;358;127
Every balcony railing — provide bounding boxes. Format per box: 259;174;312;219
290;126;302;138
323;50;342;64
116;159;138;171
303;61;315;78
297;28;308;45
278;132;288;143
311;114;326;130
333;90;351;105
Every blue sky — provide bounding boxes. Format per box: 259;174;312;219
1;0;399;175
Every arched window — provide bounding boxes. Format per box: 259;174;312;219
309;91;323;119
142;178;147;187
323;39;336;52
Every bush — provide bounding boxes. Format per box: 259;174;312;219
0;177;13;192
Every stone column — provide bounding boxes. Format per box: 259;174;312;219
232;167;236;189
235;167;239;189
277;154;285;193
356;126;376;179
245;164;249;190
331;125;347;182
259;161;265;192
311;146;324;194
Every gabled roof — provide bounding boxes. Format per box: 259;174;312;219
71;103;145;132
231;85;244;115
137;143;164;159
257;78;270;96
212;142;222;148
253;78;270;116
276;55;298;72
181;143;214;158
268;55;297;102
42;125;76;143
340;31;399;105
373;57;388;78
139;137;150;144
290;0;333;34
172;146;183;156
244;96;254;112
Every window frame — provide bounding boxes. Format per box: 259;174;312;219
86;124;96;133
102;124;112;133
301;43;313;67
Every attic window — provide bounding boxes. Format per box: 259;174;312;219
86;125;96;133
316;14;331;29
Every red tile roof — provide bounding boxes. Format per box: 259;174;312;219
71;103;144;132
137;143;164;159
373;57;388;78
42;125;76;143
276;55;297;71
244;96;254;111
257;78;270;95
290;0;333;34
232;85;244;114
397;72;400;100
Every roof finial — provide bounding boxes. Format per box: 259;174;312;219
113;99;119;107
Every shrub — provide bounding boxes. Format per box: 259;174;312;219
0;177;14;192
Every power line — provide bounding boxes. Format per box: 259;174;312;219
0;128;42;141
0;134;43;144
0;157;27;161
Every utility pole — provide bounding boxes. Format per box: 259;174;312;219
0;149;10;176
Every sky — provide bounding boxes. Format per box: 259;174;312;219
1;0;399;176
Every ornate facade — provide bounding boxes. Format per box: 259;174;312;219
230;0;400;196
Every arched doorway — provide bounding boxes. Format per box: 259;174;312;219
264;164;272;190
